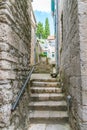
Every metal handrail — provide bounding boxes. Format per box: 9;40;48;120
11;63;39;111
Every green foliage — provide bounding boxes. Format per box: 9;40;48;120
36;18;50;39
42;28;46;39
36;22;44;39
39;52;47;57
44;18;50;39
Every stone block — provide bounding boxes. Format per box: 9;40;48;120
0;52;19;63
82;91;87;106
0;60;12;70
0;70;16;80
0;104;11;126
81;76;87;91
0;42;10;52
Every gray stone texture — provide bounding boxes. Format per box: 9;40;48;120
58;0;87;130
0;0;31;130
28;124;71;130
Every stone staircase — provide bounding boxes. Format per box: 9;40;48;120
34;62;52;73
29;74;69;124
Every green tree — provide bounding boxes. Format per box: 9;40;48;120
42;28;45;39
44;18;50;39
36;22;44;39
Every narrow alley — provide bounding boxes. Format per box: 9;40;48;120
0;0;87;130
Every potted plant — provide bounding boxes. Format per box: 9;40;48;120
39;52;47;62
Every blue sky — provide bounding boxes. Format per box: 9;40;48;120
32;0;54;35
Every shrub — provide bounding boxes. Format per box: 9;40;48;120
39;53;47;57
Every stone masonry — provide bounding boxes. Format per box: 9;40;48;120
58;0;87;130
0;0;32;130
30;5;36;65
78;0;87;129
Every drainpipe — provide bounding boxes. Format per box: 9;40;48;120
51;0;59;74
55;0;59;73
34;28;37;64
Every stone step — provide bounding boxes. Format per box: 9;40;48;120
29;111;68;123
31;78;57;82
30;87;62;93
34;68;51;73
29;101;67;111
32;81;60;87
35;68;51;70
33;63;52;73
31;93;65;101
35;65;51;68
33;71;51;74
33;70;51;74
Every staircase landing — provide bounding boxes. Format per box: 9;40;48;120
30;73;54;81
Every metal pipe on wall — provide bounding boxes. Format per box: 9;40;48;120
55;0;59;73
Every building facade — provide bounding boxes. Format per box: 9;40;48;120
58;0;87;130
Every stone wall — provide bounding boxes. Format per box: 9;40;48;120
59;0;87;130
0;0;31;130
78;0;87;129
30;5;36;65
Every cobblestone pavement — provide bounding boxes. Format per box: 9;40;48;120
28;124;71;130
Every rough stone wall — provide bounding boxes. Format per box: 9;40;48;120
58;0;87;130
0;0;31;130
78;0;87;130
31;26;35;64
30;6;36;65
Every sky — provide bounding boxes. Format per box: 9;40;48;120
32;0;54;35
32;0;51;12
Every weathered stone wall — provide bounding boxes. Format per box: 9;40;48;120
78;0;87;130
30;5;36;65
0;0;31;130
58;0;87;130
58;0;63;66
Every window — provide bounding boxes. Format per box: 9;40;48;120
52;53;55;57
